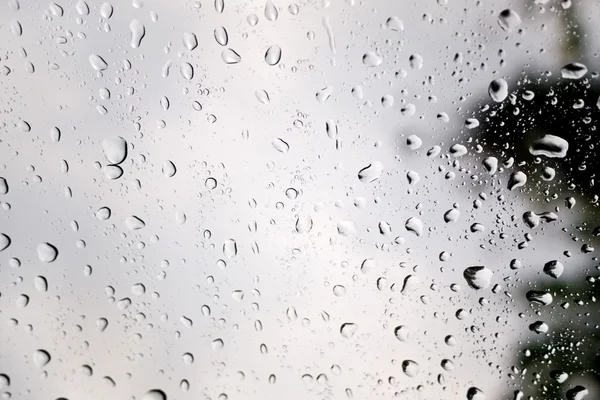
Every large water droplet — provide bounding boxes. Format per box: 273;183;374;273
183;32;198;51
466;387;485;400
125;216;145;230
340;323;358;338
386;16;404;31
566;386;587;400
295;215;313;233
394;325;410;342
264;0;278;21
272;138;289;153
497;9;521;31
129;19;145;48
358;162;384;183
265;45;282;66
180;62;194;80
89;54;108;71
488;79;508;102
33;349;51;368
223;239;237;258
561;62;587;79
543;260;564;278
75;0;89;15
37;242;58;263
214;27;228;46
0;177;7;194
404;217;423;237
100;2;113;19
34;276;48;292
507;171;527;190
402;360;419;377
162;160;176;177
221;49;241;64
142;389;167;400
526;290;553;306
529;135;569;158
0;233;11;252
102;136;127;164
463;266;493;290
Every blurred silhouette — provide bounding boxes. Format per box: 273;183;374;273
462;3;600;399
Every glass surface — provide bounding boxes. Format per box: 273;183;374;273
1;0;599;399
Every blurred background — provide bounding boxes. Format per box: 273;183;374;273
0;0;599;399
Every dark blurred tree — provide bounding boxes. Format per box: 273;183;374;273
462;2;600;399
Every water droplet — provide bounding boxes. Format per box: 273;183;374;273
162;160;176;177
214;0;224;13
132;283;146;295
404;217;423;237
100;3;113;19
50;127;61;142
566;386;588;400
97;317;108;332
16;294;29;308
526;290;553;306
34;276;48;292
386;16;404;31
358;162;384;183
466;387;485;400
497;9;521;31
180;62;194;80
409;54;423;69
272;138;289;153
550;370;568;383
33;349;51;368
529;135;569;158
37;242;58;263
264;0;278;21
213;26;227;46
443;208;460;223
142;389;167;400
465;118;480;129
223;239;237;258
295;215;313;233
332;285;346;296
482;157;498;174
507;171;527;190
0;178;8;195
488;78;508;102
316;86;334;102
212;338;224;351
255;89;270;104
0;374;9;389
265;45;282;66
183;32;198;51
362;51;382;67
95;207;111;220
463;266;493;290
205;177;217;189
75;0;89;15
529;321;548;334
104;165;123;180
543;260;564;278
561;62;587;79
221;49;241;64
129;19;145;48
125;216;145;230
337;220;356;237
0;233;11;252
89;54;108;71
394;325;409;342
102;136;127;164
340;323;358;338
402;360;419;377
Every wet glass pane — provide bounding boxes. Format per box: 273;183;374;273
1;0;599;399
